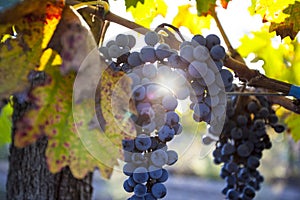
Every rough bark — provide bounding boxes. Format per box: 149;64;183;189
6;83;93;200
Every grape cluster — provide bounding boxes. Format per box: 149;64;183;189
213;94;285;200
99;31;232;144
179;34;232;143
122;133;179;199
99;30;233;199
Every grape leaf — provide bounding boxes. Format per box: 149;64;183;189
269;2;300;40
0;0;63;101
0;103;13;146
100;68;137;141
248;0;295;23
127;0;167;28
172;4;213;35
125;0;144;9
15;67;119;179
220;0;231;9
285;113;300;141
238;26;293;82
195;0;216;16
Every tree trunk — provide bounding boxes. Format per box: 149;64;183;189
6;93;94;200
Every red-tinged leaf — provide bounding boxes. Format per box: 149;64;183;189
269;2;300;40
0;0;63;101
0;0;63;24
195;0;216;16
220;0;231;9
15;67;119;179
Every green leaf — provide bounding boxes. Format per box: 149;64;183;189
15;67;119;179
249;0;296;23
238;25;300;85
0;102;13;146
0;1;63;101
125;0;144;9
127;0;167;28
269;2;300;40
195;0;216;16
285;113;300;141
172;4;213;35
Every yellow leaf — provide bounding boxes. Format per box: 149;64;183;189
172;4;213;35
128;0;167;28
238;25;300;85
0;0;64;100
39;49;62;71
249;0;296;23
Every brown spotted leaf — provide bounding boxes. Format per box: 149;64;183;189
269;2;300;39
15;66;119;179
100;68;137;141
0;0;63;101
48;6;96;75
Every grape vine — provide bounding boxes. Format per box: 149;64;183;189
41;0;300;198
1;1;300;200
213;88;285;199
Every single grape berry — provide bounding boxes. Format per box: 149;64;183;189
192;34;206;46
123;179;134;193
135;134;152;151
210;45;226;60
205;34;221;50
151;183;167;198
273;123;285;133
133;167;149;184
134;183;147;197
145;31;159;46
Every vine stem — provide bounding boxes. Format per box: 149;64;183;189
210;8;234;54
66;0;300;114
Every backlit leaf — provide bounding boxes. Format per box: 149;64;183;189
0;103;13;146
220;0;231;9
0;0;63;101
238;26;290;82
100;68;137;141
172;4;213;35
128;0;167;28
195;0;216;16
47;6;95;75
15;67;119;179
285;113;300;141
125;0;144;9
249;0;296;23
269;2;300;39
